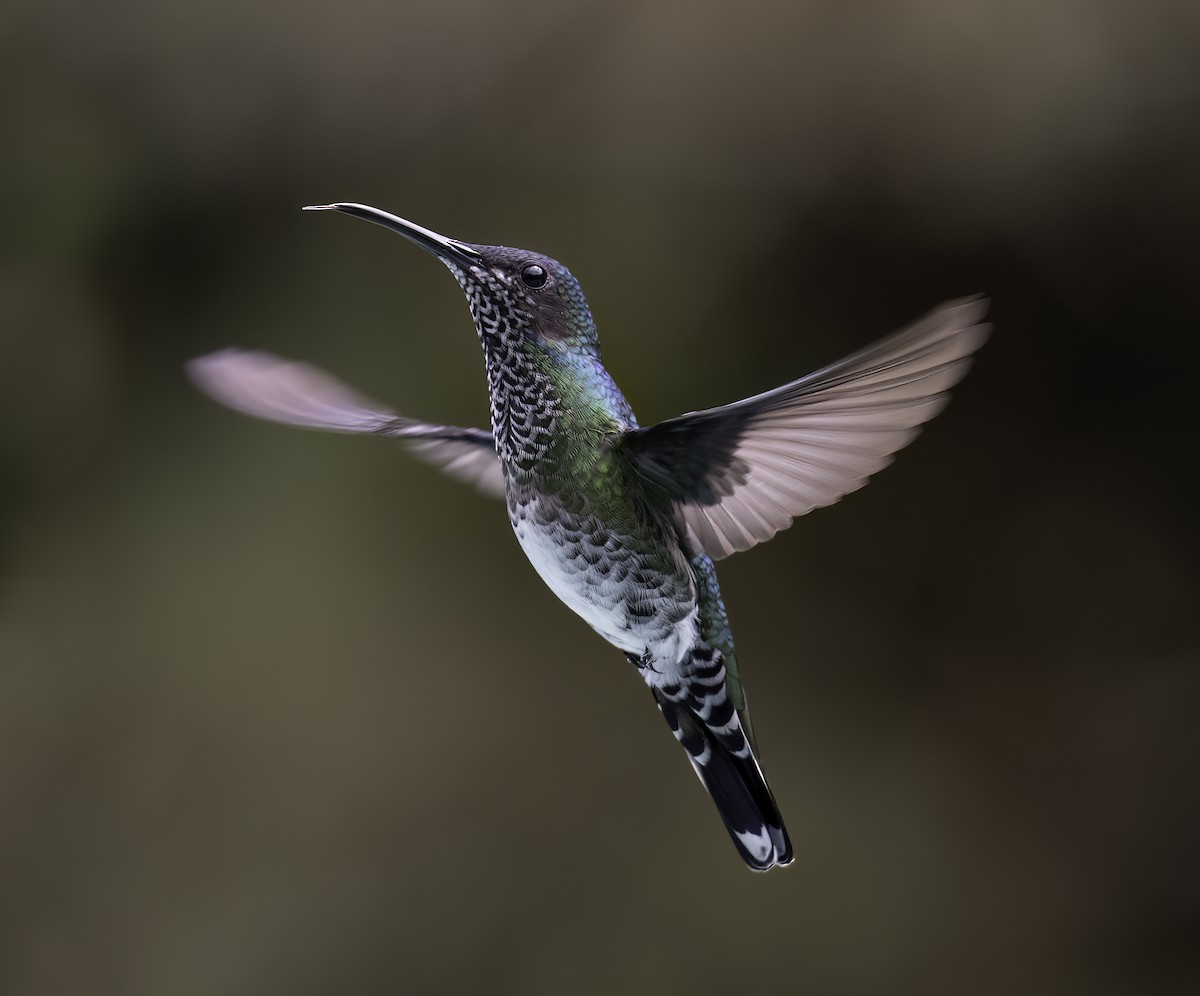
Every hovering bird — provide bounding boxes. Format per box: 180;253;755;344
189;203;989;871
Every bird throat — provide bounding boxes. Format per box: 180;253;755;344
482;338;565;475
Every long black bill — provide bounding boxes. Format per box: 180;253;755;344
302;203;481;267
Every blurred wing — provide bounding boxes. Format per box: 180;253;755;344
623;296;990;559
187;349;506;498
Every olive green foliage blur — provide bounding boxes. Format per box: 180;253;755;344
2;1;1198;994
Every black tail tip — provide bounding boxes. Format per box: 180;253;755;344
730;824;794;872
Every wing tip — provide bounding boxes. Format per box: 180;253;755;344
935;293;991;336
185;346;248;384
186;347;298;402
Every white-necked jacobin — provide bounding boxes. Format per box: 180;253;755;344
189;203;989;871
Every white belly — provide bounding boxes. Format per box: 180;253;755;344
511;498;698;676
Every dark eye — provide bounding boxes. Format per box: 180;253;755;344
520;263;548;288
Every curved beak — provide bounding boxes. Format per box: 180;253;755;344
303;203;482;267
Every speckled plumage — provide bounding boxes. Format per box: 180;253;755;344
189;202;990;872
447;249;714;682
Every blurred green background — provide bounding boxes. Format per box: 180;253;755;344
2;1;1198;993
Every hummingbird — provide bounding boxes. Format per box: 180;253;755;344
188;202;989;871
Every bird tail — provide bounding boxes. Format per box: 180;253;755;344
653;647;793;871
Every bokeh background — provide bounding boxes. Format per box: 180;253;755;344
3;1;1198;993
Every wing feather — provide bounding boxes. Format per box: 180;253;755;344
187;349;506;498
623;296;990;559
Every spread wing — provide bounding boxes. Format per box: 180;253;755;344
187;349;506;498
622;296;990;559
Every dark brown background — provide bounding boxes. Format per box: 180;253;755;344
2;1;1198;994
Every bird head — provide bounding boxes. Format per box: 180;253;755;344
304;203;599;355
